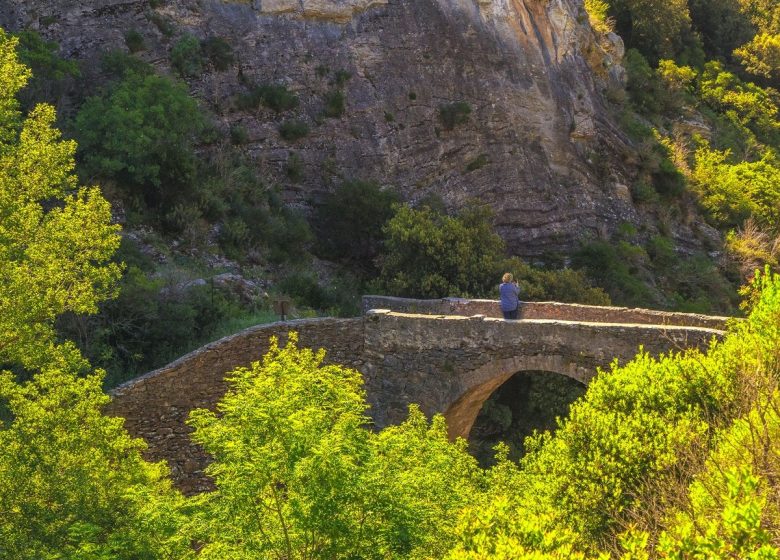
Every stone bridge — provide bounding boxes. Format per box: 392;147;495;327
108;297;730;493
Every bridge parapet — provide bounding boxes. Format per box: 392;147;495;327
361;309;725;437
362;295;733;330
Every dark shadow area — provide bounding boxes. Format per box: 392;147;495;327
469;370;586;466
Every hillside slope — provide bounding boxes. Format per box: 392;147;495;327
0;0;702;257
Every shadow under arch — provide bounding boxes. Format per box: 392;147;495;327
444;354;596;441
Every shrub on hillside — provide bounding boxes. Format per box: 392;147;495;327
201;36;234;71
438;101;471;130
314;180;399;273
279;119;310;141
75;66;203;222
170;33;203;77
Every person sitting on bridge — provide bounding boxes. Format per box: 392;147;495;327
499;272;521;320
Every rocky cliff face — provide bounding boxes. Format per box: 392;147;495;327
2;0;683;257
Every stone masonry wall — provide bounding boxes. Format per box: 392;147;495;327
108;297;729;493
362;295;732;330
360;309;724;431
107;317;364;494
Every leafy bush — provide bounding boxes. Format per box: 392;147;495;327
148;12;175;37
438;101;472;130
692;146;780;229
57;258;247;387
14;29;80;108
200;36;233;71
236;83;299;113
573;240;655;306
333;69;352;87
259;83;299;112
170;33;203;77
278;119;309;141
322;89;345;118
607;0;693;63
74;68;203;220
505;257;612;305
99;50;154;80
188;334;483;558
124;29;145;53
314;180;400;272
465;154;489;172
285;151;304;182
229;124;248;145
379;202;506;298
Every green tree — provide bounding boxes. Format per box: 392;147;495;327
379;203;506;298
189;333;483;559
607;0;692;62
691;146;780;230
14;29;80;109
0;28;188;559
170;33;203;78
0;29;121;370
0;365;190;559
736;33;780;84
74;65;203;220
314;180;399;272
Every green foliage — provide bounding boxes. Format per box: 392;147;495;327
189;333;482;559
260;83;300;113
314;180;400;271
0;365;189;559
688;0;755;60
504;257;611;305
124;28;145;53
0;31;187;558
237;83;299;113
585;0;614;34
699;61;780;150
736;32;780;83
14;29;80;108
74;66;203;220
58;261;246;387
573;240;655;306
148;12;175;37
279;118;310;141
692;146;780;230
277;270;362;317
322;89;346;118
99;49;155;81
465;154;489;173
607;0;693;62
170;33;203;78
229;123;248;145
333;69;352;87
438;101;472;130
196;154;312;262
0;30;121;369
285;151;304;182
200;36;234;71
379;203;506;298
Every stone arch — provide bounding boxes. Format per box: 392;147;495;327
444;354;594;440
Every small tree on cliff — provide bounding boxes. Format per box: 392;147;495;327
378;202;506;299
0;29;188;558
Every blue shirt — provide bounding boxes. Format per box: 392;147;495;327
499;282;520;312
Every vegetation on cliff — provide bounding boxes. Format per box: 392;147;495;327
3;1;780;556
584;0;780;297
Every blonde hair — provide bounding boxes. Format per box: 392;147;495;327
502;272;513;283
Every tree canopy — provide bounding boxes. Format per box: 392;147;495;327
0;29;120;370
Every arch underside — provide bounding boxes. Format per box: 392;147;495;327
444;354;595;440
